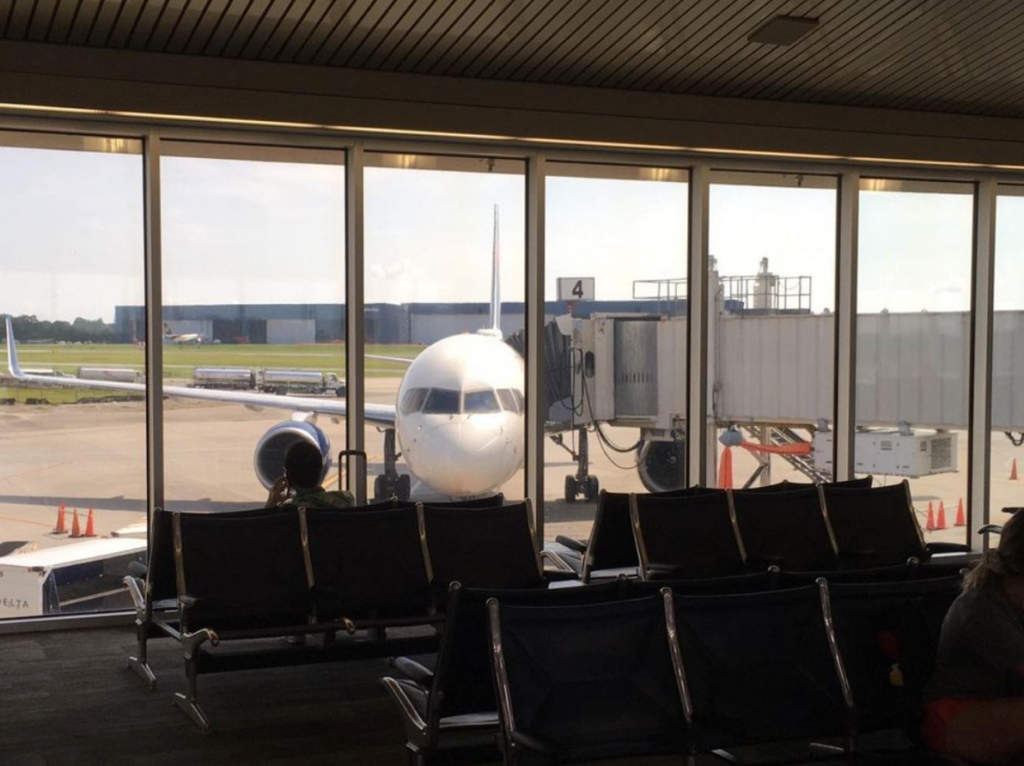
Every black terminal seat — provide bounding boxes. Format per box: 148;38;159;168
420;500;546;593
670;583;854;758
381;581;627;766
626;569;778;598
170;508;316;731
559;486;720;582
303;504;432;625
823;480;967;567
730;486;838;570
124;505;286;689
630;491;745;580
828;576;963;742
488;595;689;765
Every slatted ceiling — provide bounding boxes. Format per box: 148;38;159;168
330;0;405;68
164;0;208;53
360;0;430;69
627;0;754;91
681;0;836;95
7;1;1024;120
257;0;313;61
582;0;698;88
388;0;469;71
541;0;660;83
425;0;503;75
346;0;421;69
925;13;1024;110
518;0;617;82
481;0;582;81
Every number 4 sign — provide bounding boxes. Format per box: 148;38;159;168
556;277;595;301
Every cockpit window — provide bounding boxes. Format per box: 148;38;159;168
400;388;429;415
422;388;461;415
464;390;501;414
497;388;522;414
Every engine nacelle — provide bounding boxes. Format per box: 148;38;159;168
636;438;687;493
253;420;331;490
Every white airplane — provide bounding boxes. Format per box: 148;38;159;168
4;207;524;501
163;323;206;345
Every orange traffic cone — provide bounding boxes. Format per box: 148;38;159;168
84;508;96;538
1012;459;1019;481
70;509;82;538
718;446;734;489
53;503;67;534
925;501;936;531
936;501;948;530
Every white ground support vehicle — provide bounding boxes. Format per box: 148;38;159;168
0;537;147;618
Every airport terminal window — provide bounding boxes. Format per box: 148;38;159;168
544;162;689;544
856;178;973;546
991;187;1024;529
707;171;837;491
160;142;346;513
364;153;526;503
0;131;146;620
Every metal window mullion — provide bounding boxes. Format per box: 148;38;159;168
834;171;859;480
687;163;710;487
970;178;997;551
143;131;164;545
525;153;546;545
346;144;366;504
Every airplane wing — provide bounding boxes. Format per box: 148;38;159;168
365;354;414;366
4;317;396;426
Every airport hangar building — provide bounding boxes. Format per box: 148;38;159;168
2;3;1024;762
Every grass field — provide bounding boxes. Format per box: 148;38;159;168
1;342;421;378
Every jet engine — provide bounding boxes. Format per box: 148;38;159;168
253;419;331;490
636;438;687;493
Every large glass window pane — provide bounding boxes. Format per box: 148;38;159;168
544;162;689;544
0;132;145;619
991;187;1024;529
160;143;346;511
364;153;526;503
857;179;972;545
708;172;837;490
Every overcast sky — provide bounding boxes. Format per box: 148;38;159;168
0;145;1017;324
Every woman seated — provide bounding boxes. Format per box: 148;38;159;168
924;509;1024;764
265;441;353;510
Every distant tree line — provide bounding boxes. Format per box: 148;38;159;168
1;315;118;343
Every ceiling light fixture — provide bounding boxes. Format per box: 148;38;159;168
748;15;819;46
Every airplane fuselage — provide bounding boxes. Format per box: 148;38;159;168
396;332;525;497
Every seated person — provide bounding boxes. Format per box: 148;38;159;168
265;441;353;510
923;510;1024;764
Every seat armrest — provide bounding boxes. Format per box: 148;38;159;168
123;576;146;610
541;549;581;575
925;542;971;555
543;569;581;583
554;535;587;555
391;656;434;687
380;677;428;735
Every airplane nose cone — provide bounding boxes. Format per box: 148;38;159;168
402;417;518;497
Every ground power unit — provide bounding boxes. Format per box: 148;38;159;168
812;430;958;477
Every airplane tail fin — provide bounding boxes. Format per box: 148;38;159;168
5;316;24;378
485;204;502;337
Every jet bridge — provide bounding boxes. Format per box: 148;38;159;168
551;264;1024;498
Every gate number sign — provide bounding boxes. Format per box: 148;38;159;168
557;277;595;301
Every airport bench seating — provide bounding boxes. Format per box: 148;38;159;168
471;575;965;766
125;499;440;732
380;580;628;766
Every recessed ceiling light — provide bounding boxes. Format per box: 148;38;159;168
748;15;819;46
